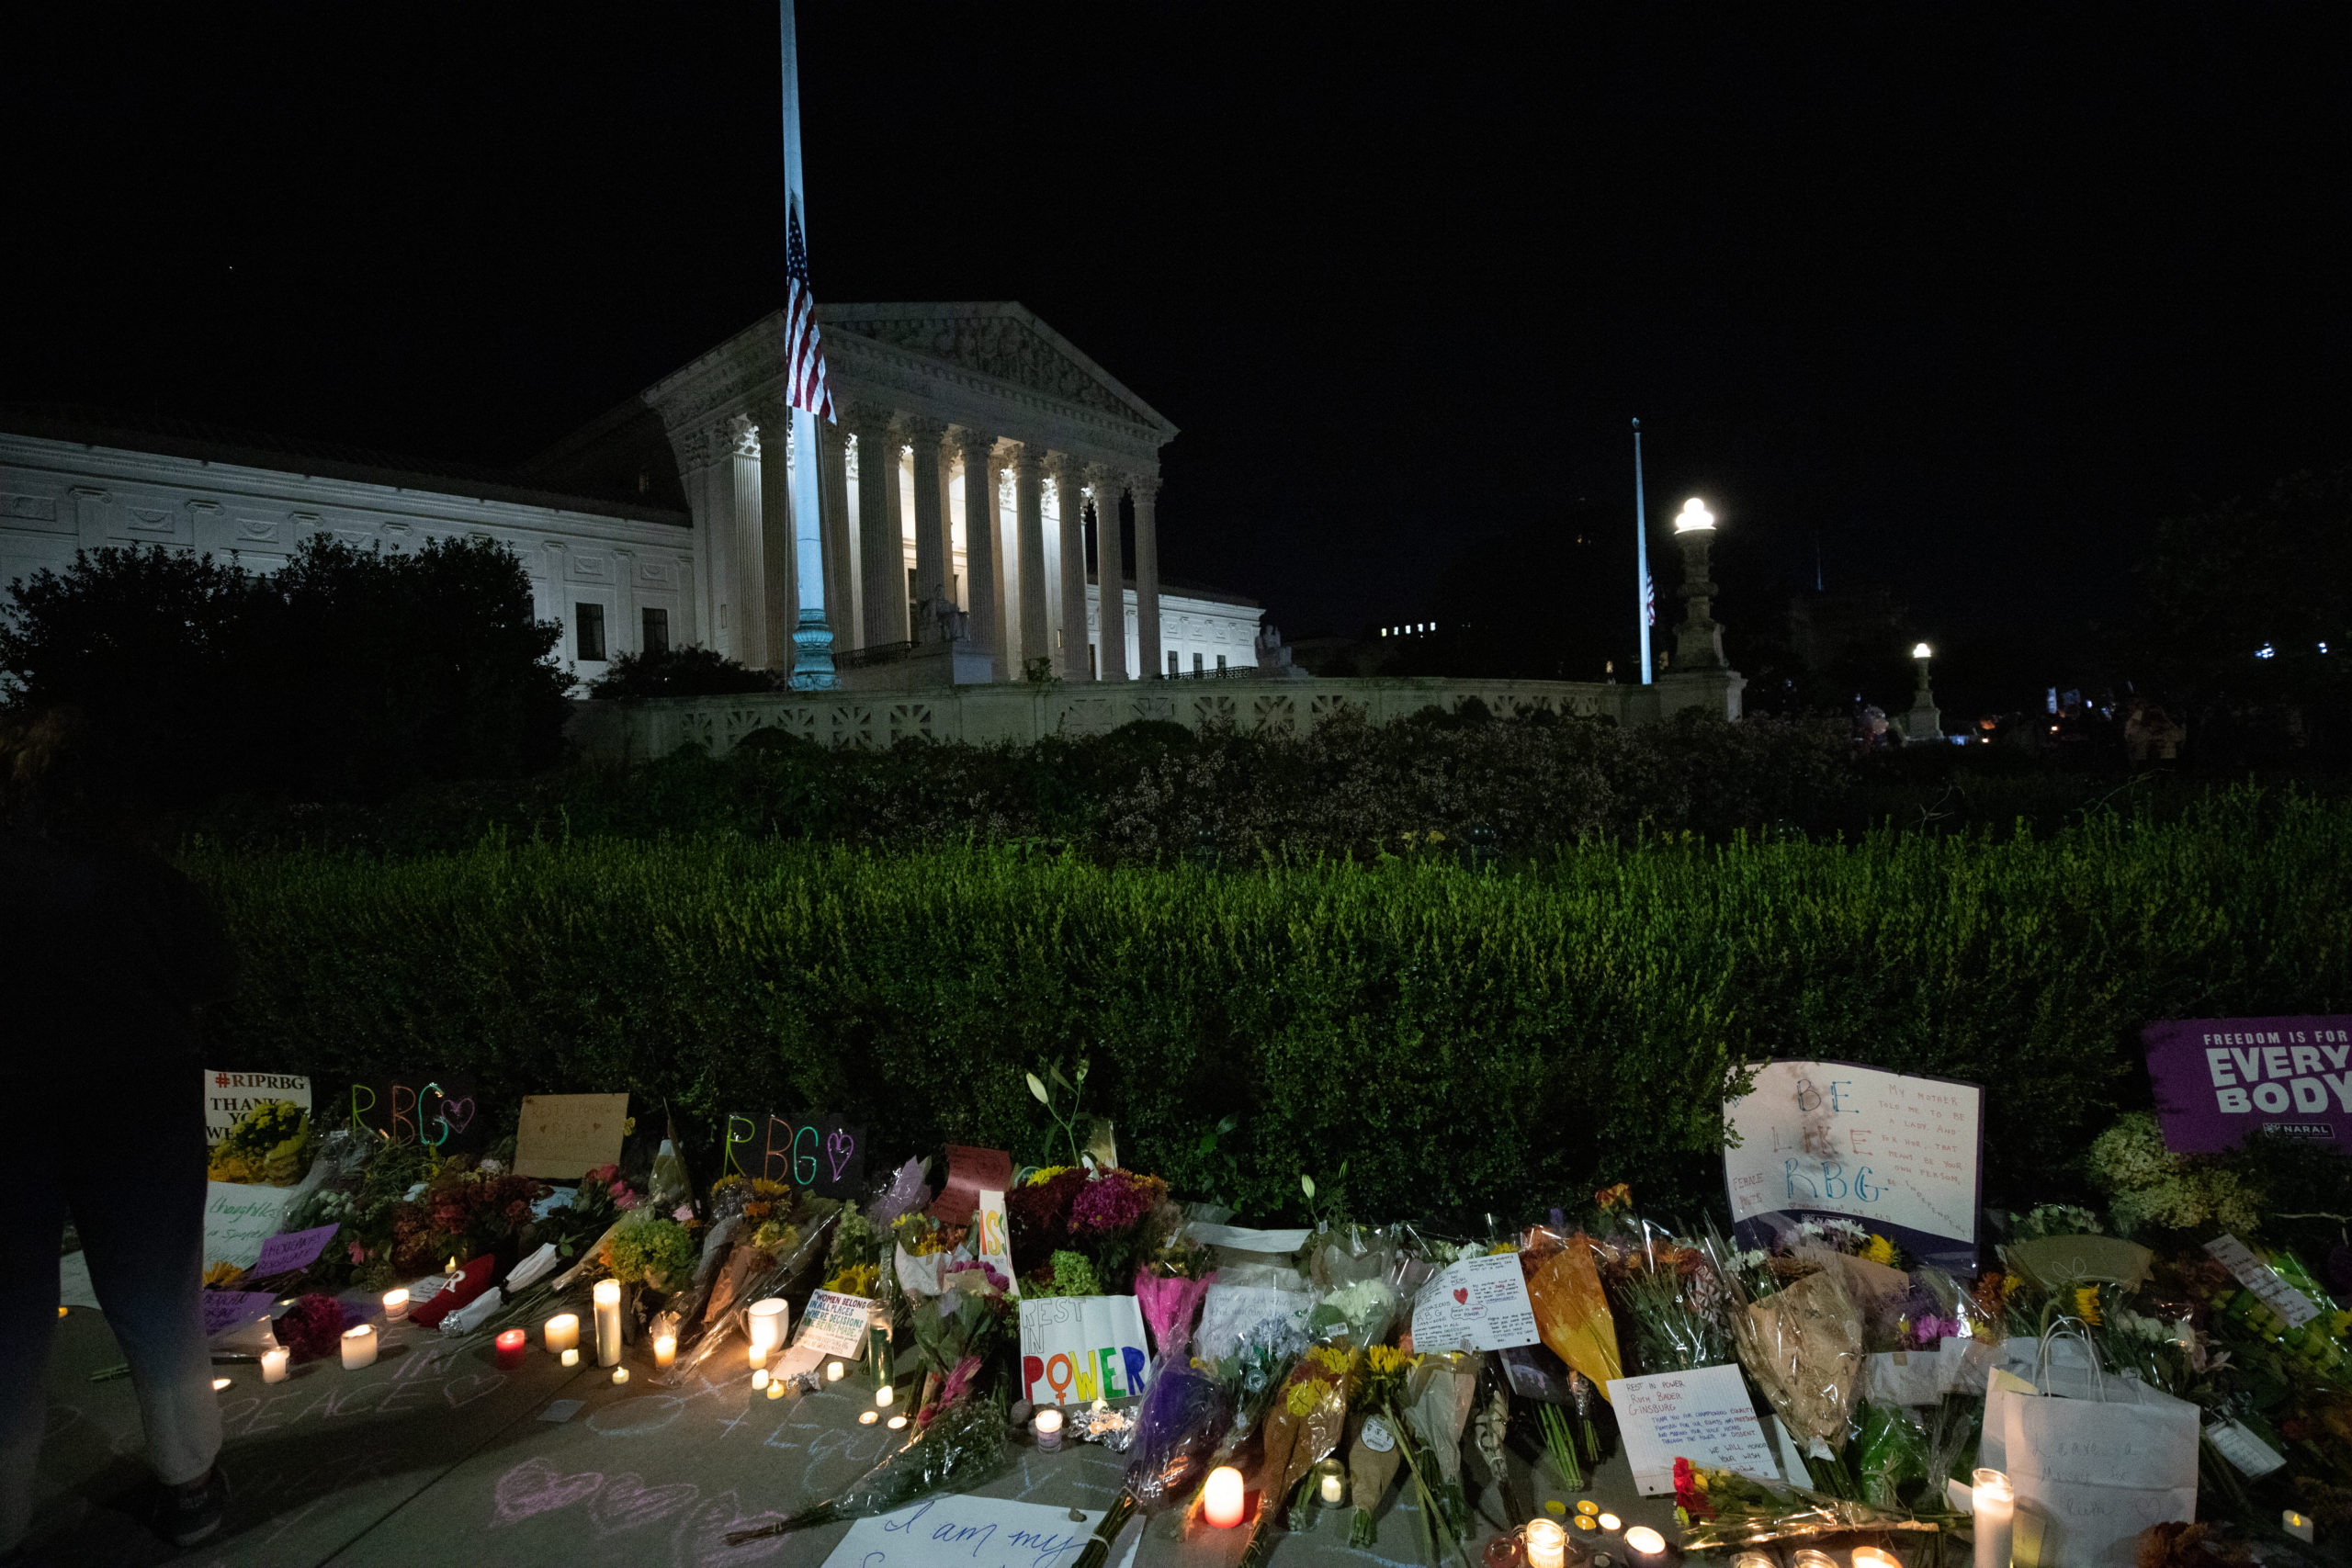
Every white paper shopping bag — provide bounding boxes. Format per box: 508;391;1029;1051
1997;1329;2199;1568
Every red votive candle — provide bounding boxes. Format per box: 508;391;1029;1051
496;1328;527;1370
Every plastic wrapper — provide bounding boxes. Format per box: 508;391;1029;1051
1609;1224;1735;1375
1673;1465;1941;1553
1525;1232;1623;1401
1732;1264;1863;1461
1307;1276;1398;1348
1406;1348;1482;1487
1309;1225;1399;1292
665;1201;841;1385
723;1396;1011;1542
1259;1348;1352;1526
1069;1353;1236;1568
1134;1267;1216;1357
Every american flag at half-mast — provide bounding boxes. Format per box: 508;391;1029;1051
783;202;835;423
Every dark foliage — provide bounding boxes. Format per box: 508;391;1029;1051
585;645;780;699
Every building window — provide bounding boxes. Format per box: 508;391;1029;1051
575;603;606;661
1216;654;1227;672
1193;651;1204;674
641;606;670;654
1089;644;1097;679
907;567;920;634
1168;650;1179;676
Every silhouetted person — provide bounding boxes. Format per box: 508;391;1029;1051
0;709;234;1553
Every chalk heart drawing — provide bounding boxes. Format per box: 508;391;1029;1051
828;1128;855;1183
676;1489;789;1568
439;1096;476;1134
444;1371;505;1408
590;1471;699;1536
492;1458;604;1528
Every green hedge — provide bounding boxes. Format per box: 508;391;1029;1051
187;787;2352;1224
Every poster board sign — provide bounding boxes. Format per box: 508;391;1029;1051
2143;1015;2352;1153
718;1111;865;1198
202;1181;305;1271
202;1070;310;1137
1018;1294;1152;1406
513;1093;628;1180
253;1223;337;1277
1410;1251;1539;1352
349;1075;483;1153
817;1495;1104;1568
1724;1059;1983;1269
1606;1363;1784;1494
975;1190;1019;1295
795;1289;878;1358
933;1145;1012;1224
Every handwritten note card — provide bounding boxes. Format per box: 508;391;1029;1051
2206;1234;2322;1328
795;1289;878;1359
202;1181;304;1271
252;1223;338;1277
819;1495;1105;1568
1607;1363;1782;1495
202;1069;310;1136
1019;1294;1152;1406
513;1093;628;1180
933;1145;1013;1224
1410;1251;1539;1353
1724;1059;1982;1249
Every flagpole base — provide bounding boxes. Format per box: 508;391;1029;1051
788;615;838;693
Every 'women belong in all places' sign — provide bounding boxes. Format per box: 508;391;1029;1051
2143;1015;2352;1153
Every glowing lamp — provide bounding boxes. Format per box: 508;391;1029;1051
1672;498;1714;532
1525;1518;1567;1568
1913;642;1933;659
1204;1465;1247;1528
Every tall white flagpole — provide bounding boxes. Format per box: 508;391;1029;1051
1634;417;1654;685
780;0;836;689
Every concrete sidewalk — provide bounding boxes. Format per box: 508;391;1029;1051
28;1307;1680;1567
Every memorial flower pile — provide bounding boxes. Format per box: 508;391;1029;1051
207;1099;312;1186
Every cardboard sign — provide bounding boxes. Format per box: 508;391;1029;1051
2143;1015;2352;1153
1607;1363;1784;1494
202;1290;279;1337
202;1070;311;1136
1018;1294;1152;1406
513;1093;628;1180
1410;1251;1539;1352
1724;1059;1983;1267
795;1289;878;1358
975;1190;1019;1296
202;1181;305;1271
252;1223;338;1277
349;1075;484;1153
718;1111;865;1198
2206;1235;2323;1329
818;1495;1104;1568
933;1145;1013;1224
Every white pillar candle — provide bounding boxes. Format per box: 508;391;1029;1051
752;1368;769;1391
746;1297;788;1357
340;1325;378;1370
826;1360;846;1382
1973;1468;2015;1568
874;1382;894;1407
543;1314;580;1355
593;1280;622;1369
560;1348;580;1369
1319;1470;1344;1506
653;1335;675;1369
382;1289;409;1322
261;1348;291;1383
1526;1519;1566;1568
1204;1466;1247;1529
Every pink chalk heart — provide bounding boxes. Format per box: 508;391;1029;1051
588;1472;698;1536
677;1490;790;1565
1453;1287;1469;1305
492;1457;604;1528
439;1096;476;1134
827;1129;854;1183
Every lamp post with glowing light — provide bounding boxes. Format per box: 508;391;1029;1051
1905;640;1944;741
1670;498;1727;671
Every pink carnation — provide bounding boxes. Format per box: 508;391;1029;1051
1069;1170;1158;1235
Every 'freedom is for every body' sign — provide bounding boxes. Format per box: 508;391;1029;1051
2144;1016;2352;1153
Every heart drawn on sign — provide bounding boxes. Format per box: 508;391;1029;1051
491;1457;604;1528
1453;1287;1469;1305
827;1128;855;1184
438;1096;476;1134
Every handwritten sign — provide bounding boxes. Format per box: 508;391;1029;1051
1410;1251;1539;1353
350;1075;483;1153
1193;1283;1313;1362
202;1069;311;1136
795;1289;878;1359
2143;1015;2352;1153
253;1224;338;1278
202;1290;279;1337
718;1111;865;1198
1724;1059;1983;1263
933;1145;1012;1224
2205;1235;2323;1329
203;1181;304;1270
513;1093;628;1180
975;1190;1019;1296
819;1495;1104;1568
1607;1363;1783;1494
1019;1294;1151;1406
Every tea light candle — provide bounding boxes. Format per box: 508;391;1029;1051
1204;1466;1247;1529
1577;1502;1600;1517
1730;1555;1776;1568
611;1366;630;1385
544;1314;580;1355
560;1348;580;1369
2284;1510;2315;1543
858;1410;878;1425
383;1288;410;1322
212;1377;232;1391
261;1348;290;1383
1791;1552;1839;1568
1623;1526;1668;1566
752;1368;770;1391
826;1359;846;1382
1034;1407;1065;1450
1572;1515;1598;1532
1972;1467;2014;1568
593;1279;622;1368
888;1414;908;1429
495;1329;527;1370
1315;1458;1346;1506
874;1382;894;1407
1597;1514;1622;1532
653;1335;675;1370
1852;1549;1902;1568
340;1324;378;1370
766;1380;786;1400
1526;1519;1567;1568
746;1297;788;1358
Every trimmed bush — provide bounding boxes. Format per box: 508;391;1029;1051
187;786;2352;1224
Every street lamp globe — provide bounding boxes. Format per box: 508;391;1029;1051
1673;498;1715;533
1912;642;1933;660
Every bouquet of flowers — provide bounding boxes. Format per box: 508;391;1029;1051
1524;1231;1623;1402
1605;1225;1736;1375
1673;1461;1940;1552
1069;1313;1234;1568
208;1100;312;1187
1234;1346;1353;1568
1714;1232;1865;1495
1347;1344;1414;1547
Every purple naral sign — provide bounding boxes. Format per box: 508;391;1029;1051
2143;1015;2352;1154
252;1223;339;1277
202;1290;277;1337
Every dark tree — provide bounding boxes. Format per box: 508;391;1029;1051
583;645;780;699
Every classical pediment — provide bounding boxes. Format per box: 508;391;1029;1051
820;303;1171;434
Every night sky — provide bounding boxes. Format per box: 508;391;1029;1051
8;5;2348;704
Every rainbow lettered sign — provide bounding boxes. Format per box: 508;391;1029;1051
1018;1295;1150;1406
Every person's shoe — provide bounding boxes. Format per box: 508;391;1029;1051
159;1466;228;1548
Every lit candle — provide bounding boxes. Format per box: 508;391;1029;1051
1597;1513;1621;1531
748;1343;768;1370
612;1366;630;1385
495;1329;527;1371
1623;1525;1668;1566
1526;1519;1567;1568
1972;1467;2014;1568
383;1288;410;1322
1852;1550;1902;1568
766;1380;786;1400
826;1360;846;1382
2284;1510;2315;1543
261;1348;290;1383
560;1348;580;1369
340;1325;378;1370
1577;1502;1600;1517
1731;1555;1776;1568
543;1314;580;1355
1791;1553;1839;1568
752;1368;769;1391
858;1410;878;1425
212;1376;232;1391
746;1297;788;1358
1572;1516;1598;1532
1316;1459;1346;1507
653;1335;675;1370
1034;1408;1064;1450
1204;1466;1247;1529
874;1383;894;1407
593;1280;622;1369
888;1414;908;1429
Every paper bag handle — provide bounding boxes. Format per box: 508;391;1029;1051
2031;1318;2107;1400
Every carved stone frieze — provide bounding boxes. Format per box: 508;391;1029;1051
833;313;1141;423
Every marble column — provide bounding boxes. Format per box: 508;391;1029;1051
750;397;796;675
954;428;1006;681
722;414;765;669
1012;445;1048;679
820;418;855;651
903;419;948;639
1131;472;1162;680
1049;455;1091;679
850;407;907;646
1089;464;1128;682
